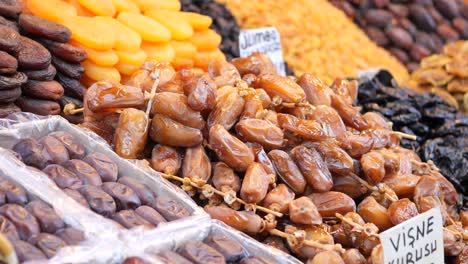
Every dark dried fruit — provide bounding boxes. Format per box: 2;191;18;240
23;64;57;81
22;80;64;100
386;27;413;50
0;0;21;19
16;36;52;70
39;38;86;63
19;14;71;43
55;72;86;99
51;56;85;79
0;103;20;117
0;87;21;103
0;50;17;74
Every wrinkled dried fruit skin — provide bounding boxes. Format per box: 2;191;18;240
102;182;141;210
212;162;241;193
13;138;50;169
51;56;84;79
0;50;17;74
289;196;322;225
43;164;82;190
85;81;144;114
309;191;356;217
388;198;419;225
16;97;61;116
151;145;181;175
414;175;440;201
278;114;329;141
19;14;71;43
115;108;148;159
181;241;226;264
154;196;189;221
236;119;284;150
150;114;203;148
79;185;116;217
358;196;393;231
240;162;270;203
0;72;27;89
0;103;20;118
231;52;277;76
291;145;333;192
0;178;28;205
157;251;193;264
13;240;46;262
183;74;217;111
311;105;346;139
39;135;69;165
305;140;354;176
83;153;118;182
0;87;21;103
27;233;67;258
49;131;85;159
208;88;245;130
249;143;276;178
297;73;333;106
182;145;211;182
208;60;240;88
0;204;40;240
255;73;305;103
25;201;65;234
241;94;263;120
17;36;51;70
152;92;205;130
22;80;64;101
205;206;263;235
135;205;167;226
63;188;89;208
113;209;153;229
332;174;367;199
205;234;245;262
262;184;295;213
361;152;385;185
118;177;156;206
268;150;306;194
331;94;369;131
64;160;102;186
23;64;56;81
294;225;334;258
39;38;86;63
209;124;254;172
0;24;20;53
0;215;19;241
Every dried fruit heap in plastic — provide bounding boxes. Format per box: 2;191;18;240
81;53;466;263
332;0;468;71
0;1;86;122
180;0;295;75
408;41;467;112
357;69;467;210
25;0;225;85
218;0;409;84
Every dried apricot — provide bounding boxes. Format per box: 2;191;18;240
141;42;175;62
115;49;147;65
82;60;120;82
170;41;197;59
71;40;118;66
145;10;193;40
62;16;116;50
112;0;140;13
181;12;212;30
115;62;140;76
194;49;225;70
77;0;116;16
172;57;194;70
27;0;77;23
117;12;171;43
94;17;141;52
64;0;94;17
189;29;222;51
132;0;180;12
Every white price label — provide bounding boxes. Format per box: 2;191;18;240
380;208;444;264
239;27;286;76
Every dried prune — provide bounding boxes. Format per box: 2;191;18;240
0;24;20;53
25;200;65;233
56;72;86;99
39;38;86;62
0;72;27;90
17;96;61;115
180;241;225;264
0;87;21;103
23;64;56;81
84;153;118;182
17;36;52;70
79;185;116;217
52;56;84;79
0;0;21;19
64;160;102;186
19;15;72;43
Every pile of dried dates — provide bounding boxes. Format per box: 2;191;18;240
408;40;467;112
332;0;468;71
12;131;189;230
123;234;278;264
80;53;467;263
0;177;85;262
358;69;467;210
0;0;86;123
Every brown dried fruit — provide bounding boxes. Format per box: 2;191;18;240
16;36;52;70
182;145;211;182
150;114;202;148
0;50;17;74
235;119;284;150
437;24;460;42
0;24;20;53
51;56;84;79
0;87;21;103
151;145;181;175
386;27;413;50
22;80;64;100
410;5;437;31
366;26;390;46
16;97;59;115
268;149;306;194
0;103;20;117
0;0;21;19
19;15;71;43
115;108;148;159
255;73;305;103
208;88;245;130
240;162;270;203
152;92;205;130
56;72;87;99
309;191;356;217
0;72;27;90
289;196;322;225
433;0;460;19
365;9;393;28
23;64;56;81
39;38;86;63
388;198;419;225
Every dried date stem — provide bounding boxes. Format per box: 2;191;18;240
349;173;398;203
161;172;283;217
145;70;160;118
269;228;345;253
335;213;379;238
63;103;83;115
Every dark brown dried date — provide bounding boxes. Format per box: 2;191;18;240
12;138;50;169
0;87;21;103
56;72;86;99
0;103;20;117
268;150;306;194
0;204;40;240
49;131;86;159
25;200;65;234
180;241;226;264
27;233;67;258
205;234;245;262
102;182;141;210
113;209;153;229
64;160;102;186
118;177;156;206
39;38;86;62
0;24;20;53
43;164;82;190
154;196;189;221
16;97;61;116
23;64;56;81
63;188;89;208
0;214;19;241
78;185;116;217
0;50;17;74
135;205;167;226
55;227;85;245
84;153;118;182
12;240;46;262
51;56;84;79
0;0;21;19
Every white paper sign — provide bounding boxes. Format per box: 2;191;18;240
380;208;444;264
239;27;286;76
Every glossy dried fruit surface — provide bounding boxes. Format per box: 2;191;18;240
115;108;148;159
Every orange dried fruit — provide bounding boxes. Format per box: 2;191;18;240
70;40;118;66
180;12;212;30
65;0;94;17
145;10;193;41
189;29;221;51
194;49;225;70
117;12;171;43
83;60;121;82
112;0;140;13
94;16;141;52
27;0;77;23
170;41;196;59
172;57;194;70
132;0;180;12
141;42;175;62
77;0;116;16
115;49;147;65
62;16;116;50
115;62;141;76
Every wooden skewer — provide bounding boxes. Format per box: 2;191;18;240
269;229;345;253
160;172;283;218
